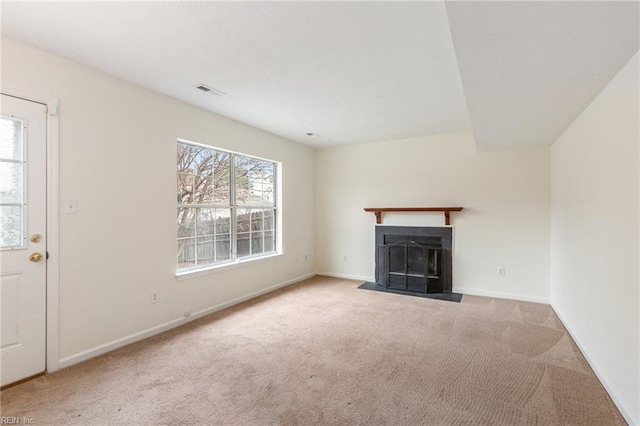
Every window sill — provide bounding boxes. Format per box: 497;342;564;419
175;253;283;281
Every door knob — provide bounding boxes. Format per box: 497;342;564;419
30;234;42;243
29;253;44;262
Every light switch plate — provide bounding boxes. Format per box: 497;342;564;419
65;199;77;214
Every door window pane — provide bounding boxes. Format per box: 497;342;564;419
0;116;24;249
0;117;22;160
388;246;405;274
0;162;23;204
0;206;22;248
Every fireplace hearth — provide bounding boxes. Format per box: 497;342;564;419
375;226;453;294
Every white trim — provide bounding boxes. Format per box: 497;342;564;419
45;97;60;373
315;272;372;282
176;252;283;281
551;304;637;426
454;286;549;304
0;88;60;374
58;273;315;369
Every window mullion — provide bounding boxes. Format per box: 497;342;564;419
230;153;237;260
213;209;217;263
194;206;199;266
193;171;199;266
180;203;230;208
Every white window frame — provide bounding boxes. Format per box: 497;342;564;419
176;139;281;279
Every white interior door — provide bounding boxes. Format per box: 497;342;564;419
0;94;47;387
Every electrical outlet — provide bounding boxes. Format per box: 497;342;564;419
498;268;506;277
343;255;348;263
151;292;159;304
304;254;309;262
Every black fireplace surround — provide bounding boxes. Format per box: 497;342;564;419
375;226;453;294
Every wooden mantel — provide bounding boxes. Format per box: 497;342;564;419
363;207;463;225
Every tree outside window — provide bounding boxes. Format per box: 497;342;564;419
177;141;277;271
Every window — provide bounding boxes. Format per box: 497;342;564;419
177;141;277;271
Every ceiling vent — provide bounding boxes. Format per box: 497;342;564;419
195;84;226;96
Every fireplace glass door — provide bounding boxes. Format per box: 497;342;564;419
385;241;442;293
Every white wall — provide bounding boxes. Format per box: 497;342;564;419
316;132;551;302
1;37;316;361
550;52;639;424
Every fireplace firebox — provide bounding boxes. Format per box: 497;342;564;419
375;226;452;294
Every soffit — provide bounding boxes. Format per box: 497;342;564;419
446;1;639;151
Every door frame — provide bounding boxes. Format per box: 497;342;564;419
2;88;60;374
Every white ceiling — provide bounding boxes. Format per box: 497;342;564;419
1;2;638;151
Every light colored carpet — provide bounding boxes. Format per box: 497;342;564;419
1;276;625;425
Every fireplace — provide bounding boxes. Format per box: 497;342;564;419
375;226;452;294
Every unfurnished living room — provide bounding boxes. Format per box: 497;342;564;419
0;1;638;425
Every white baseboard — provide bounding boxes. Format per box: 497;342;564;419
58;273;315;369
551;304;637;426
454;286;549;304
315;271;372;282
